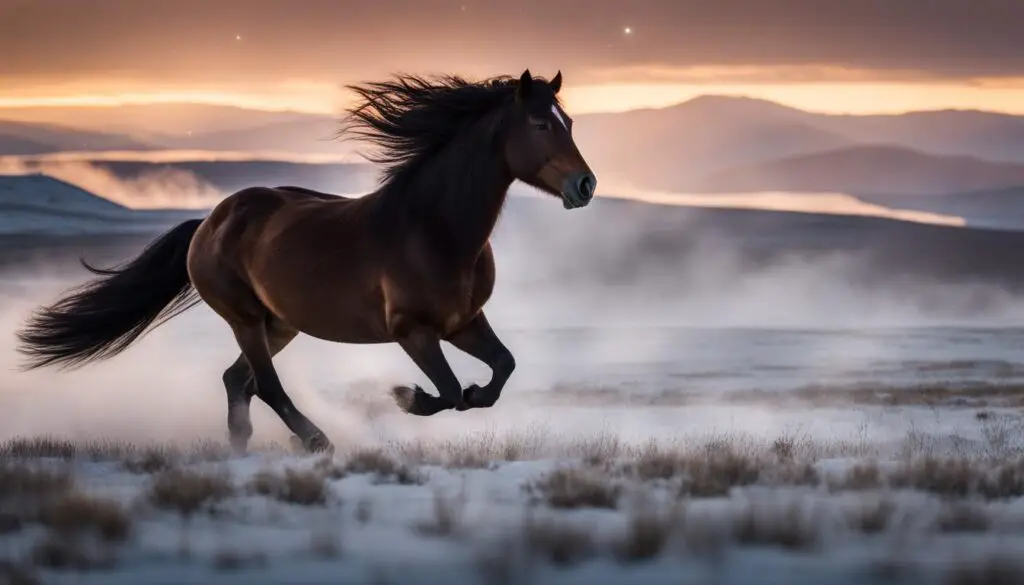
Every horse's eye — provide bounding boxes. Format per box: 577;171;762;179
531;119;551;131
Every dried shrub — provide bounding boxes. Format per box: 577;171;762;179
343;448;425;485
680;447;763;498
890;457;976;498
38;491;132;543
613;503;682;563
247;468;329;506
121;447;177;475
527;467;620;509
730;498;822;551
413;488;466;537
0;437;77;460
935;503;991;534
830;461;884;492
845;497;897;534
148;468;234;518
522;516;597;566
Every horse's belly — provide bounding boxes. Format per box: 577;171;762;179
250;261;391;344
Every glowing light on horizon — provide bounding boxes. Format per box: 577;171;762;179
4;72;1024;117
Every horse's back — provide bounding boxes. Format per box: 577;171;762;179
188;185;387;340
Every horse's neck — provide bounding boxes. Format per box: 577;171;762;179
428;155;512;263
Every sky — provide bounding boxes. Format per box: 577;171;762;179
2;0;1024;116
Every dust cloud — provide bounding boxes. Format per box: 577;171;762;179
1;182;1023;448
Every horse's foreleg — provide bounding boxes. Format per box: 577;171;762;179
231;322;333;453
391;325;468;415
446;312;515;410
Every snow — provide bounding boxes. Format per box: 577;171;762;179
0;173;201;236
2;408;1024;585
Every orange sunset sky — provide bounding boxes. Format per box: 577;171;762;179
2;0;1024;120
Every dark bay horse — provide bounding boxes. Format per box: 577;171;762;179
15;69;597;454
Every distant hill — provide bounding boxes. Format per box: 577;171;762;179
0;120;154;155
572;96;1024;192
697;145;1024;196
861;185;1024;231
6;96;1024;197
0;174;199;236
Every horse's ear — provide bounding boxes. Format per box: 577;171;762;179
550;71;562;94
517;69;533;101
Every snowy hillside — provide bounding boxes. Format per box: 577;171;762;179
0;174;202;236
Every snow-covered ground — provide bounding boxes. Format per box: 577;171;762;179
2;400;1024;585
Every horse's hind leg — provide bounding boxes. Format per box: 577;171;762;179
231;320;333;454
446;312;516;410
222;317;297;454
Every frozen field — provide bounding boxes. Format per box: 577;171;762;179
4;313;1024;584
3;235;1024;584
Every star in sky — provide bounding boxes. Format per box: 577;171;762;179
624;26;632;35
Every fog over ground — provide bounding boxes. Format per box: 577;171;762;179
2;169;1023;449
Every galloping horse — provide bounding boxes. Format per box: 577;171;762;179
16;70;597;454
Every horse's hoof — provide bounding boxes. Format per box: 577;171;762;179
391;385;420;412
392;385;451;416
289;433;334;455
305;432;335;455
229;437;249;457
460;384;495;410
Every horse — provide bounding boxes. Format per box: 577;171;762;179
15;69;597;455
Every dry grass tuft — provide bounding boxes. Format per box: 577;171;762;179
613;502;682;563
890;457;976;498
342;448;426;485
413;487;467;537
38;491;132;543
730;498;822;551
935;502;991;533
121;447;178;475
0;437;78;460
680;445;764;498
30;534;114;570
0;462;73;503
521;515;598;567
844;496;897;534
147;467;235;518
247;468;329;506
526;466;621;509
830;461;884;492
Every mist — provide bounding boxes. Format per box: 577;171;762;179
0;158;222;209
2;180;1023;448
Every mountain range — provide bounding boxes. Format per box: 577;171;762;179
3;96;1024;197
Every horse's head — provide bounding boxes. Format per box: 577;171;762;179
504;69;597;210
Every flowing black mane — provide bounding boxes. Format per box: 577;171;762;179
339;74;556;187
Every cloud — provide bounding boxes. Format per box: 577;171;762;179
2;0;1022;89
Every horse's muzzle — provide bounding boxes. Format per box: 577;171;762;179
561;171;597;209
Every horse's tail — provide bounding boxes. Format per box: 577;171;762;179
16;218;205;370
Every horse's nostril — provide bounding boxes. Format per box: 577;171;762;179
576;174;596;199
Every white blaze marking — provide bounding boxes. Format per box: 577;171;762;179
550;104;568;130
